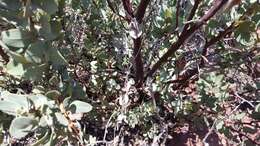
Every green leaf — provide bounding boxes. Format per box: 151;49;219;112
31;129;51;146
46;47;68;67
251;112;260;120
1;28;35;48
0;100;21;115
62;97;71;109
216;120;224;130
234;20;256;46
206;19;219;36
38;15;62;40
255;103;260;112
6;60;25;77
0;0;22;11
28;94;48;109
24;64;48;81
32;0;58;15
80;0;91;8
54;112;68;126
249;0;258;4
1;91;32;111
9;117;38;139
45;90;61;100
164;8;172;20
237;21;256;33
0;9;27;27
69;100;92;114
252;13;260;27
43;131;56;146
6;59;47;80
39;117;48;127
234;112;246;120
25;41;48;64
71;81;86;99
8;51;30;64
243;126;257;134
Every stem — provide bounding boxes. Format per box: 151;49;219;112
146;0;227;78
0;47;9;63
121;0;151;88
135;0;151;23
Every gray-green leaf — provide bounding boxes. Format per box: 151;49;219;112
69;100;92;114
1;28;35;48
38;15;62;41
9;117;38;139
54;112;68;126
0;100;22;115
32;0;58;15
6;60;25;77
45;90;61;100
25;41;48;64
46;47;68;67
0;0;22;11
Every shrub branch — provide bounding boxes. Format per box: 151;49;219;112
121;0;151;88
146;0;228;78
0;46;9;63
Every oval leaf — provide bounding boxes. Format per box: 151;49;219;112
45;90;61;100
46;47;68;67
24;64;47;81
9;117;38;139
38;15;62;41
8;51;30;64
0;91;31;111
54;112;68;126
0;100;21;115
1;28;35;48
0;0;22;11
28;94;48;109
6;60;25;77
69;100;92;114
25;41;47;64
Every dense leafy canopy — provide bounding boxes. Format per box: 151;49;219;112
0;0;259;145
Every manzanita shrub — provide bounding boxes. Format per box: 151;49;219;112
0;0;259;145
0;0;93;145
0;91;92;145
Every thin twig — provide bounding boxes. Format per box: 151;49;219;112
233;92;255;108
147;0;227;78
175;0;181;31
0;47;9;63
103;110;117;141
